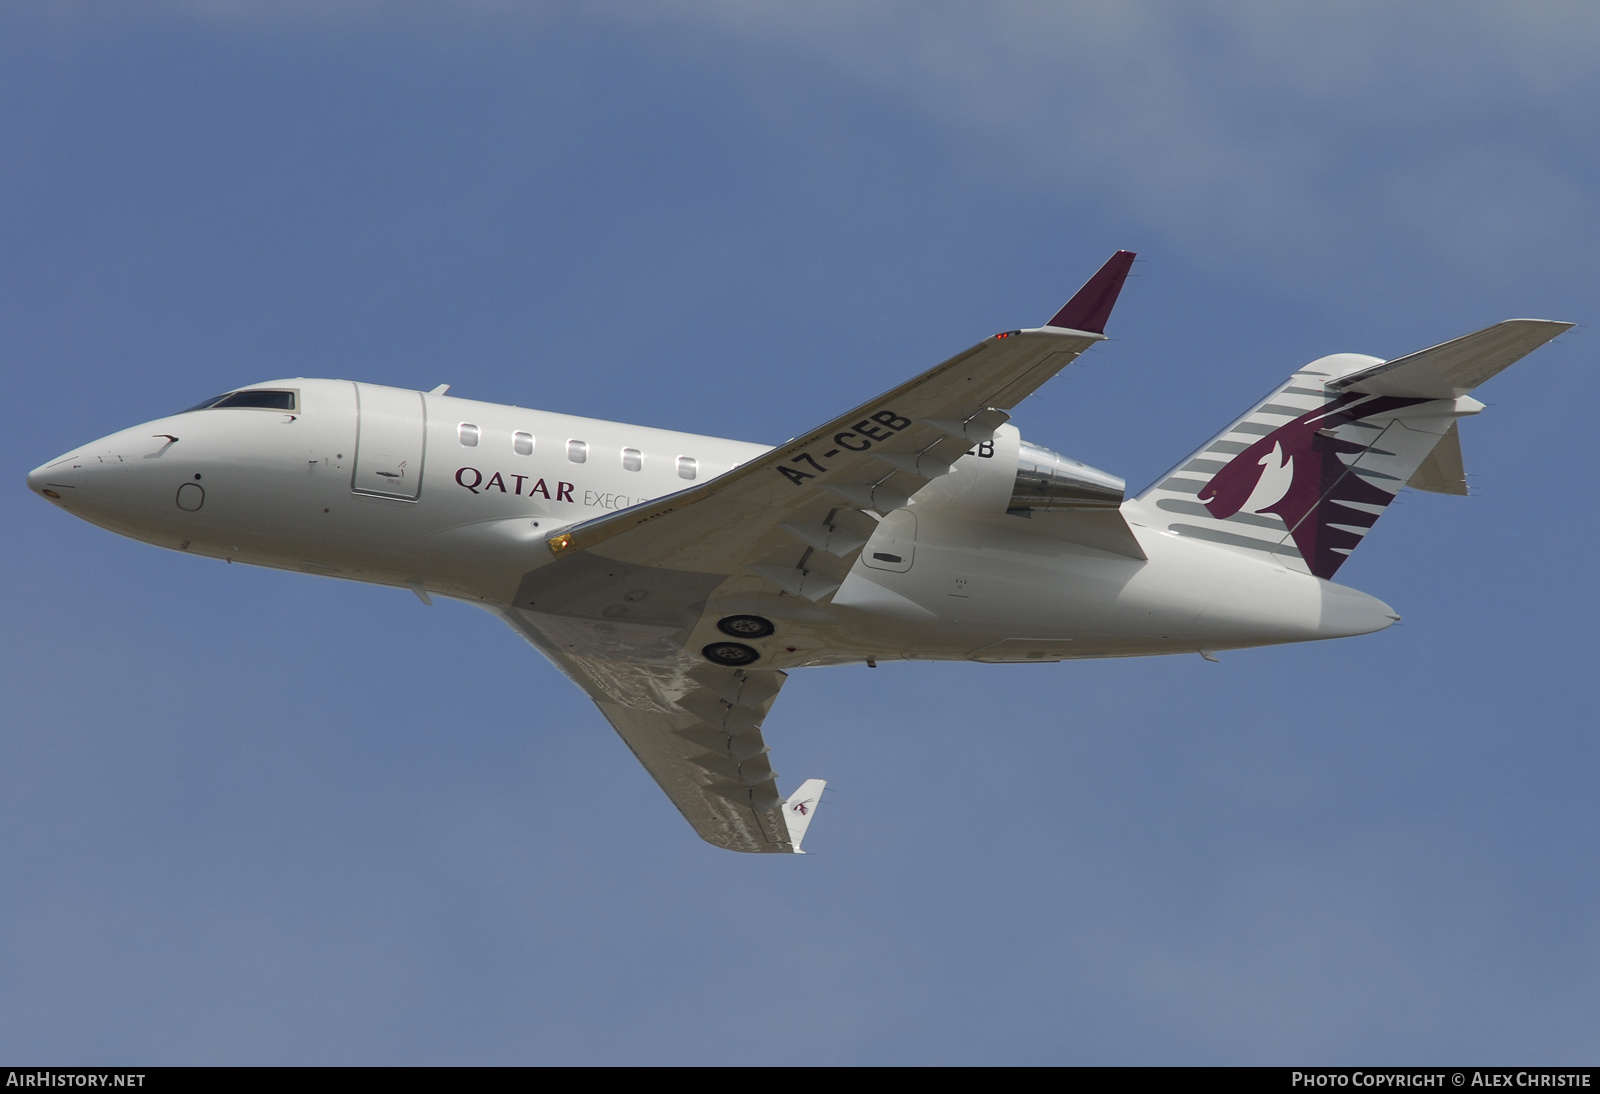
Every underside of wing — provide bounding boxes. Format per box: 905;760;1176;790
497;606;820;853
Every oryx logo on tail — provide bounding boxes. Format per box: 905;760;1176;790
1199;392;1427;579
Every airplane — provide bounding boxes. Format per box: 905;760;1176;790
26;251;1572;855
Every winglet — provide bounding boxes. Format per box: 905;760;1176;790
782;779;826;853
1045;250;1136;334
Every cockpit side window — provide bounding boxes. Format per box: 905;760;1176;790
182;389;298;413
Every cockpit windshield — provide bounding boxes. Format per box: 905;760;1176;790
182;389;298;413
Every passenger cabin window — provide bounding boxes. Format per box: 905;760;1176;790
677;456;698;480
513;431;534;456
183;389;298;413
567;440;588;464
458;423;480;447
622;448;642;472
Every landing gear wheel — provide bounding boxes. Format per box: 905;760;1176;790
702;641;761;667
717;614;775;639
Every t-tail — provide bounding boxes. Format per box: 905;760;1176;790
1132;319;1573;579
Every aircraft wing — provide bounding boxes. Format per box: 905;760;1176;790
503;251;1133;852
498;605;824;853
542;250;1135;588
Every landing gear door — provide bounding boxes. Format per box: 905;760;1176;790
352;384;427;500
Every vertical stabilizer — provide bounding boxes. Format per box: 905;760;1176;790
1132;320;1570;578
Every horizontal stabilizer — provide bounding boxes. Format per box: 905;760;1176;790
1333;319;1572;399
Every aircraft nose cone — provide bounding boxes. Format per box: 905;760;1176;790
27;456;74;501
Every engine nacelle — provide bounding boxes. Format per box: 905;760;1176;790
910;425;1124;519
1009;439;1125;512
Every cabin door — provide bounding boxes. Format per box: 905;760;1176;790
352;384;427;500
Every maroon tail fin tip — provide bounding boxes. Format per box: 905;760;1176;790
1046;250;1136;334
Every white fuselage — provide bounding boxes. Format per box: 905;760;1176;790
27;378;1397;667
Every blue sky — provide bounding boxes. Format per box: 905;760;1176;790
3;2;1598;1064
